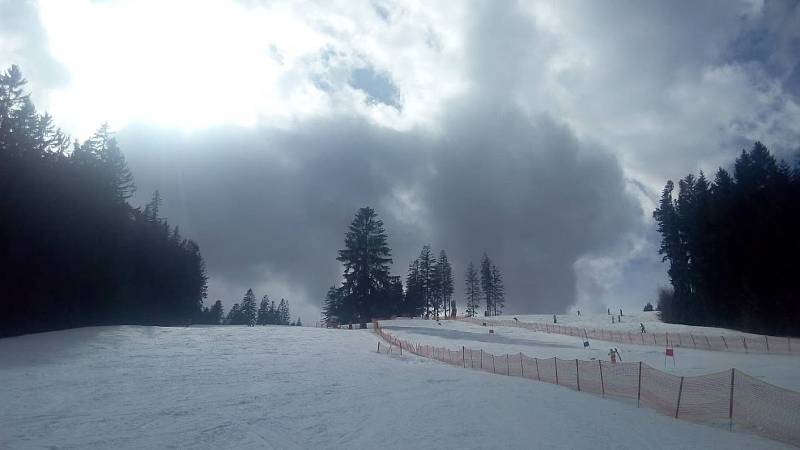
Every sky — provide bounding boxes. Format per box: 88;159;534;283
1;0;799;323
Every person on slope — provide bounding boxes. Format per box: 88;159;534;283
640;323;646;334
608;348;617;364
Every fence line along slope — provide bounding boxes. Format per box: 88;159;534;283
375;320;800;447
476;312;800;354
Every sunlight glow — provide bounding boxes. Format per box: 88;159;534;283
39;0;330;137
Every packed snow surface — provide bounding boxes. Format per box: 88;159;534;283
499;311;773;338
0;325;791;449
382;318;800;390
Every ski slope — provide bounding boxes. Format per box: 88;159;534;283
499;311;771;338
0;325;790;449
380;318;800;390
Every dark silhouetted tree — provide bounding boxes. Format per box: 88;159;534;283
464;262;480;317
240;289;257;326
257;295;270;325
653;142;799;334
0;66;208;337
491;264;505;315
480;253;495;315
209;300;224;324
335;207;393;324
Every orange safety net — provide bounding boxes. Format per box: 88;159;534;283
373;321;800;447
461;317;798;354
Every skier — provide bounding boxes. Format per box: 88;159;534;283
640;323;646;334
612;316;615;324
608;348;617;364
553;314;557;324
607;308;610;315
577;310;581;317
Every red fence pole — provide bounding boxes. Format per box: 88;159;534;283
729;369;735;432
637;361;642;408
520;353;524;377
554;357;559;385
765;336;769;352
506;354;510;375
492;355;496;373
463;346;466;368
576;359;580;391
742;337;748;353
675;376;685;418
599;360;605;398
535;358;541;381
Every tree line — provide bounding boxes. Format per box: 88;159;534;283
322;207;506;326
653;142;799;335
0;65;209;337
464;253;505;317
210;288;298;326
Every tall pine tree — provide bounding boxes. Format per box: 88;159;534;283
480;253;495;316
257;295;270;325
335;207;393;324
240;289;257;326
464;262;481;317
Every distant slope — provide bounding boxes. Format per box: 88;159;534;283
498;311;770;338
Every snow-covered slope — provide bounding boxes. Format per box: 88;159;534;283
381;319;800;390
497;311;769;338
0;325;790;449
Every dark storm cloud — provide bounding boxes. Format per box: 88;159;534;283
115;0;644;315
120;112;640;314
118;120;430;315
425;106;642;312
728;0;800;97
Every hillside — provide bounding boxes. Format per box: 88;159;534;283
0;325;790;449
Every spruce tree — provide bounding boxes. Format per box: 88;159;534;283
491;264;505;315
418;245;433;318
404;259;424;317
277;299;290;325
240;289;257;326
268;300;277;324
480;253;495;316
209;300;224;325
464;262;480;317
0;65;208;337
430;253;443;319
322;286;344;326
336;207;393;324
653;141;800;334
439;250;454;317
225;303;241;325
257;295;270;325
